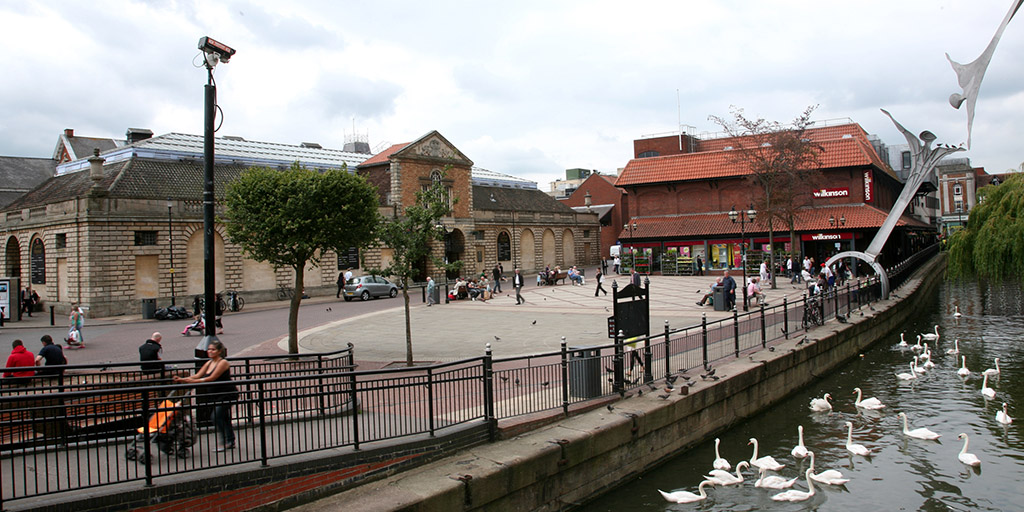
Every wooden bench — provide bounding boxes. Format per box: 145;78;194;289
540;271;569;285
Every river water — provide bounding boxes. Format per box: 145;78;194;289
591;279;1024;511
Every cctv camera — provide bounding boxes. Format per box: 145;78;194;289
198;36;236;63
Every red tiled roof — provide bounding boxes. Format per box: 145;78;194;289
357;142;410;168
617;123;892;187
618;204;929;240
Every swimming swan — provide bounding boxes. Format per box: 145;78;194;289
712;437;731;471
956;433;981;467
996;403;1013;425
748;437;785;471
898;412;941;440
755;465;798;489
981;373;996;400
791;425;809;459
809;393;833;412
705;461;749;486
771;469;815;502
659;480;714;503
808;451;849;485
853;387;885;410
844;421;872;456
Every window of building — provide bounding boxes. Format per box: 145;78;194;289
954;200;963;212
582;230;590;238
423;169;453;212
953;183;963;196
134;231;158;246
638;150;660;158
30;238;45;284
55;233;67;249
901;151;911;170
497;232;511;261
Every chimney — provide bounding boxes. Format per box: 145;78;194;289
89;149;105;191
64;128;74;138
126;128;154;144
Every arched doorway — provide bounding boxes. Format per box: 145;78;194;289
520;229;535;271
5;236;21;278
541;229;556;268
562;229;576;267
497;231;512;263
444;229;466;279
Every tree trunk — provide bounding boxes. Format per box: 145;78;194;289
403;277;413;366
288;265;304;354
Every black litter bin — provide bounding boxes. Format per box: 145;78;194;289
568;346;601;399
141;298;157;319
713;286;728;311
431;285;440;305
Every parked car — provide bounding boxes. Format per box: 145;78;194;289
343;275;399;301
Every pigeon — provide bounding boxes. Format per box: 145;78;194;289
606;404;615;412
605;366;614;374
647;382;658;391
494;335;501;341
657;393;670;400
796;337;807;346
666;375;678;385
514;378;521;386
499;376;509;382
685;380;697;387
605;307;609;312
540;381;550;387
768;347;775;352
532;320;537;325
836;314;847;324
636;389;644;396
325;307;332;312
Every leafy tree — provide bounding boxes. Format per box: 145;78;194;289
947;172;1024;279
710;106;824;288
370;169;460;366
223;163;380;353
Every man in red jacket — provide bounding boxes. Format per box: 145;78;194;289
4;340;36;378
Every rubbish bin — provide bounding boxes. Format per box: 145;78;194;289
713;286;728;311
431;285;440;305
141;298;157;319
568;346;601;399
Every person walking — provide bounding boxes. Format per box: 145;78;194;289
513;268;525;305
336;272;345;298
139;332;164;374
174;340;237;452
492;264;503;293
21;286;34;317
613;255;621;274
630;269;642;287
35;335;67;377
426;277;436;306
594;269;607;296
4;340;36;378
695;255;704;276
68;304;85;346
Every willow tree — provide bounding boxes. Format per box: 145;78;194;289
710;105;824;288
223;163;380;353
947;172;1024;279
370;169;460;366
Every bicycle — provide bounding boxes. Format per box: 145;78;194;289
225;291;244;312
277;286;295;301
803;296;824;329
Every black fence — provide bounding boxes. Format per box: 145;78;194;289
0;246;937;506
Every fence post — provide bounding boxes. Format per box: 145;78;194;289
802;293;809;331
833;286;840;319
258;381;268;466
316;357;326;417
733;309;740;357
427;367;436;437
614;329;625;396
760;303;766;348
245;359;254;424
783;297;789;339
643;333;653;384
142;390;153;487
483;343;496;441
846;282;853;316
560;337;569;417
701;313;708;369
349;368;360;451
663;320;671;381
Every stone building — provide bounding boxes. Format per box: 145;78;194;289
0;129;597;318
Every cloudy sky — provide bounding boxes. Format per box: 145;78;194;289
2;1;1022;188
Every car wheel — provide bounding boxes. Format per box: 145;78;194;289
344;297;352;302
361;291;371;301
389;288;398;298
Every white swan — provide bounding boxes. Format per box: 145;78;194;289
956;433;981;467
705;461;749;486
771;469;816;502
853;387;885;410
896;361;918;381
982;357;1001;377
919;343;931;363
981;373;996;400
921;324;939;341
946;339;960;356
922;347;936;369
957;355;970;378
809;393;833;412
844;421;872;456
712;437;731;470
911;334;924;352
755;465;798;489
898;412;941;440
659;480;714;503
996;403;1013;425
791;425;809;459
748;437;785;471
913;356;927;374
898;332;908;347
808;451;850;485
953;305;962;318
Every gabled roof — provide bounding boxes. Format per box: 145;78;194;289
618;122;894;187
473;185;577;214
357;142;409;167
0;156;58;208
54;133;122;163
619;204;930;240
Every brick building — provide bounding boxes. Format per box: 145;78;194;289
558;173;626;260
614;121;933;275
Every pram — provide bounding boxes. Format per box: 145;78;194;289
126;400;195;463
182;315;205;336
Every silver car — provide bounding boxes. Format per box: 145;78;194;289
343;275;399;301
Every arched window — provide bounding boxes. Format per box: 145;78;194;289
497;232;511;262
30;237;45;284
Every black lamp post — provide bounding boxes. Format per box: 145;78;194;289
167;198;175;306
729;205;756;311
435;222;450;301
624;220;637;273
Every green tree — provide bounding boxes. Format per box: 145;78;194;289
710;105;824;289
370;169;460;366
947;172;1024;279
223;163;380;354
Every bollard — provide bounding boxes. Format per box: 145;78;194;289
50;305;55;326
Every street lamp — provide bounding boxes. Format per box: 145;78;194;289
623;220;638;274
167;198;175;306
728;205;757;311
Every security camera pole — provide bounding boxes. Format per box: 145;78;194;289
195;36;235;359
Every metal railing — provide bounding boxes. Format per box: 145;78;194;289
0;246;938;506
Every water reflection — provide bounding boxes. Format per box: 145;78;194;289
590;280;1023;511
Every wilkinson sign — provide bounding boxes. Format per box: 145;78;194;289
863;170;874;202
813;188;849;198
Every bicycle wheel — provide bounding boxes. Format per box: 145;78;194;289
277;289;287;301
235;296;244;312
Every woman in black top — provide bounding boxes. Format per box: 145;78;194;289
174;340;237;451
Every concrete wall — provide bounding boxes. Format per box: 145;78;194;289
306;255;945;511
